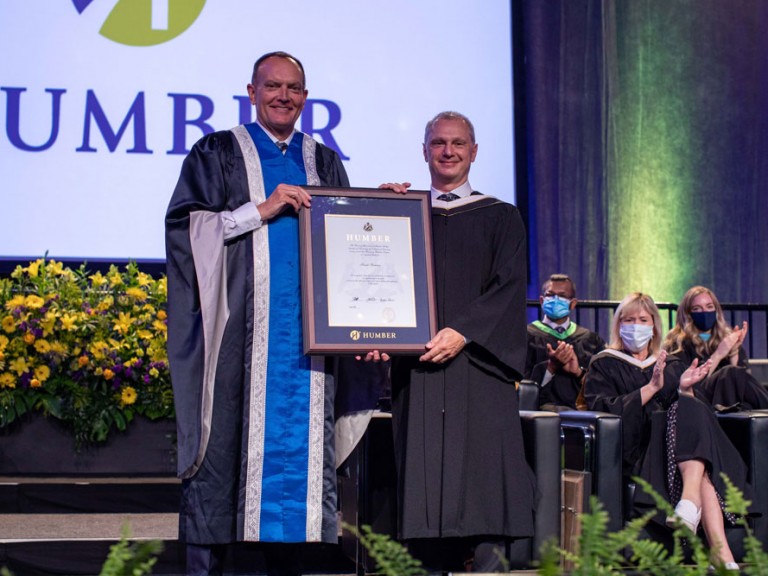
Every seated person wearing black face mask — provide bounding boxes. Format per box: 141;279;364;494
662;285;768;412
524;273;605;411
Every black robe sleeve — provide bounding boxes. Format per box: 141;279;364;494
164;131;245;476
315;143;350;187
524;327;549;378
677;339;749;372
446;203;528;382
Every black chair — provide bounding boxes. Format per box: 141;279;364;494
518;378;541;411
717;410;768;557
559;410;623;533
339;410;562;573
511;410;563;566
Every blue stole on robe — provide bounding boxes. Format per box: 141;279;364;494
245;124;313;541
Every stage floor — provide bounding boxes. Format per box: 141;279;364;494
0;475;542;575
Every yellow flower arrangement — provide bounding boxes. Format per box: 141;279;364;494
0;258;174;447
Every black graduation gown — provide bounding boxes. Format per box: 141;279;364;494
525;322;605;409
674;339;749;371
390;195;535;541
672;341;768;411
584;350;751;523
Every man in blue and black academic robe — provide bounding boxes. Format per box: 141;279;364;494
165;52;353;576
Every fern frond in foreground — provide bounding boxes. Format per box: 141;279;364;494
99;524;163;576
722;474;768;576
343;523;427;576
347;476;768;575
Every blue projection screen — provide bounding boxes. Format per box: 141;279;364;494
0;1;515;261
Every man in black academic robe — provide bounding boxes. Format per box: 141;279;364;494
387;111;535;573
525;273;605;410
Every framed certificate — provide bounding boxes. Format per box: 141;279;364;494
299;186;437;354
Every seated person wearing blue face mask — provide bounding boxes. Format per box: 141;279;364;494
663;285;768;412
525;273;605;410
584;292;754;572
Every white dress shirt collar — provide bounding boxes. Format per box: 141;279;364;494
431;180;473;202
255;119;296;148
542;315;571;332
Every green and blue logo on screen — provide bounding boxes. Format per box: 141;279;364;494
72;0;206;46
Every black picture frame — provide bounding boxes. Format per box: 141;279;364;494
299;186;437;354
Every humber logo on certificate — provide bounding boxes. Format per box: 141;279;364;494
348;330;399;342
364;332;397;340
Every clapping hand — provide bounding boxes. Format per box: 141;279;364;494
641;349;668;405
730;321;748;353
546;342;580;376
650;350;667;393
713;321;748;364
679;358;712;396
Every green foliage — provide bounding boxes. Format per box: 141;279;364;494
544;475;763;575
99;525;163;576
0;525;163;576
537;538;565;576
722;475;768;576
343;523;427;576
630;476;710;575
558;496;634;575
2;476;765;575
351;474;767;575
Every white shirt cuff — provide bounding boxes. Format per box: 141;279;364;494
221;202;262;241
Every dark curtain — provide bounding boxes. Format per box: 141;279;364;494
519;0;768;304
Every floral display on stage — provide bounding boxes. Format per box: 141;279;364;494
0;258;173;447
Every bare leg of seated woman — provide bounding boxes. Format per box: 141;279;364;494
677;459;736;568
700;474;736;567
